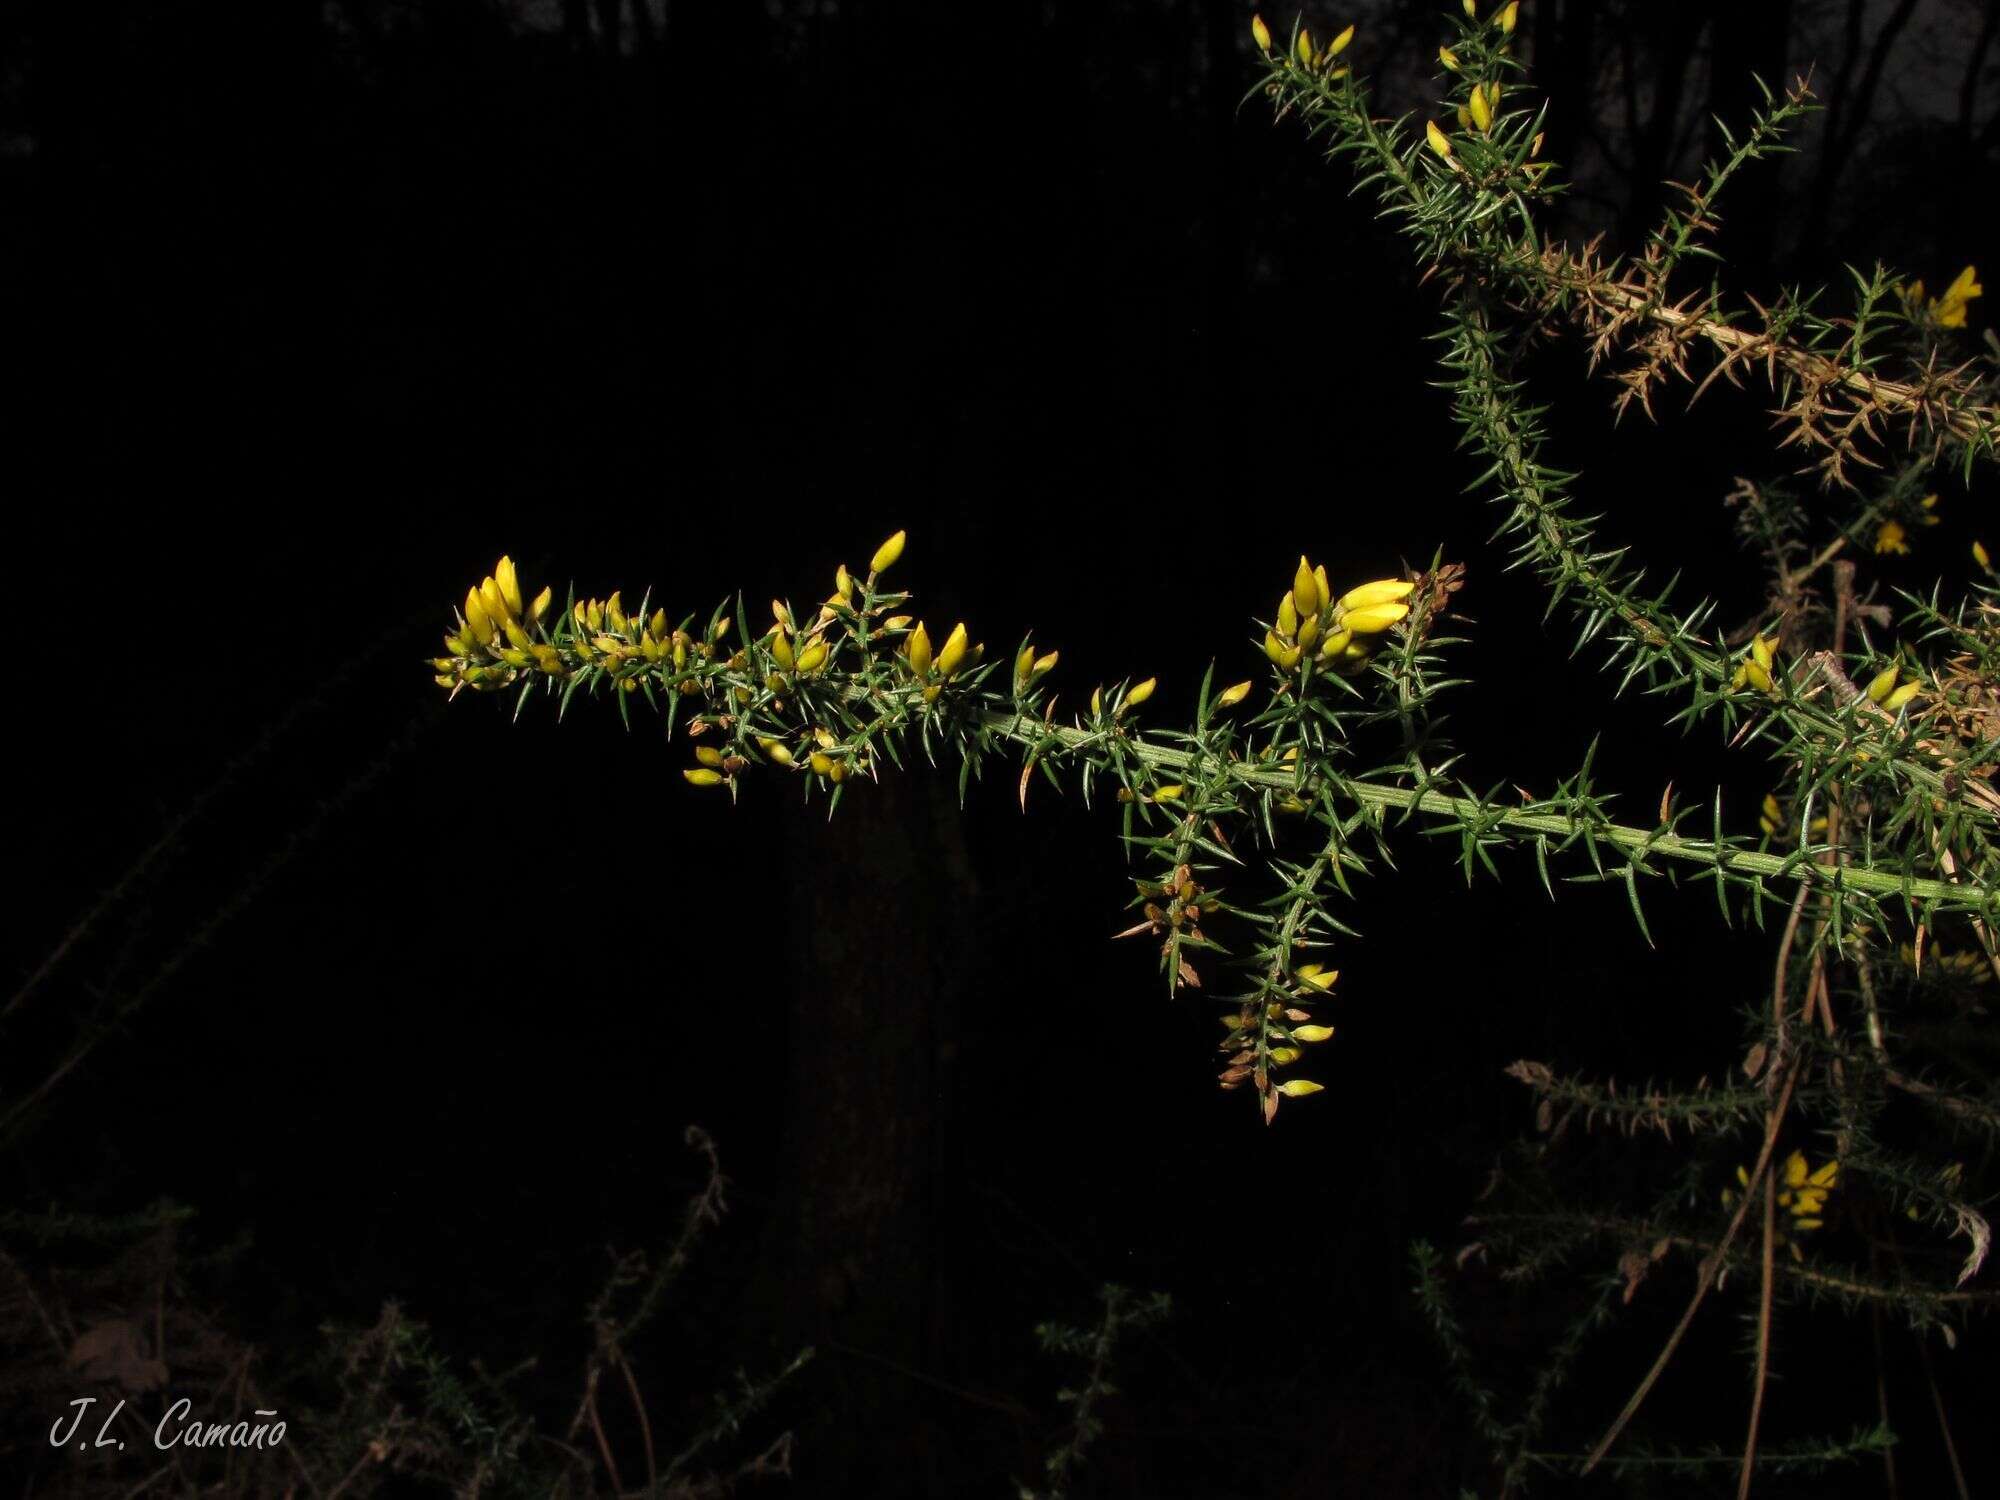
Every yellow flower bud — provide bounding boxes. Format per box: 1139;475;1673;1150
1463;0;1476;16
1743;661;1773;694
1125;676;1157;708
1091;685;1104;717
1884;680;1921;712
464;587;496;644
683;768;725;787
907;621;933;676
1329;23;1355;56
1250;13;1272;51
1217;679;1253;708
1268;1046;1301;1066
1277;592;1298;639
1751;634;1775;671
1150;784;1184;802
1264;631;1302;670
1016;644;1038;685
770;629;795;671
1297;612;1320;650
529;585;554;626
870;529;907;575
1295;27;1313;65
1468;83;1492;133
531;644;564;674
605;592;629;635
1032;650;1060;680
1426;119;1453;158
480;576;513;628
1317;627;1353;661
1291;1024;1336;1043
504;618;533;651
796;639;829;674
1277;1079;1325;1098
937;621;970;678
494;556;523;618
1439;44;1460;70
1337;579;1415;614
1976;539;1993;570
696;746;724;768
762;739;796;767
1865;665;1900;704
810;750;835;776
1296;966;1339;990
1498;1;1518;35
1342;602;1409;635
1292;555;1322;617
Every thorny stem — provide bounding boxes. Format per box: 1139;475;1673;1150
974;711;1992;912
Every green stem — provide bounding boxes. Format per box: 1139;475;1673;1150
975;711;1993;912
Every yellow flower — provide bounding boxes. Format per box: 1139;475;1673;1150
1721;1153;1839;1257
1975;539;1992;571
1216;679;1253;708
1425;119;1453;159
1874;520;1910;555
1276;1079;1324;1098
1439;45;1460;70
683;768;725;787
1250;13;1272;51
1498;1;1519;35
1295;27;1314;66
1933;264;1982;328
906;621;933;676
1125;676;1158;708
1328;23;1355;57
1865;663;1901;704
1884;679;1922;712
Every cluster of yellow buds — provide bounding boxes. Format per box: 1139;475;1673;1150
1904;265;1983;330
901;619;985;703
571;593;692;692
437;556;559;690
1461;1;1520;31
1730;633;1780;696
1013;642;1060;695
763;596;835;691
1722;1151;1838;1260
1864;660;1924;714
686;724;867;791
1465;79;1501;133
1251;14;1354;77
1218;956;1340;1118
1262;556;1413;679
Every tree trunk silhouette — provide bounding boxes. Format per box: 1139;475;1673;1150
752;770;978;1495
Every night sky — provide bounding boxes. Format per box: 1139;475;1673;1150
6;3;1997;1496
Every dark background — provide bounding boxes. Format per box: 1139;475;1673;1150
4;1;1997;1495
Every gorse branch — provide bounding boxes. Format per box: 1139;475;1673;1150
433;2;2000;1490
